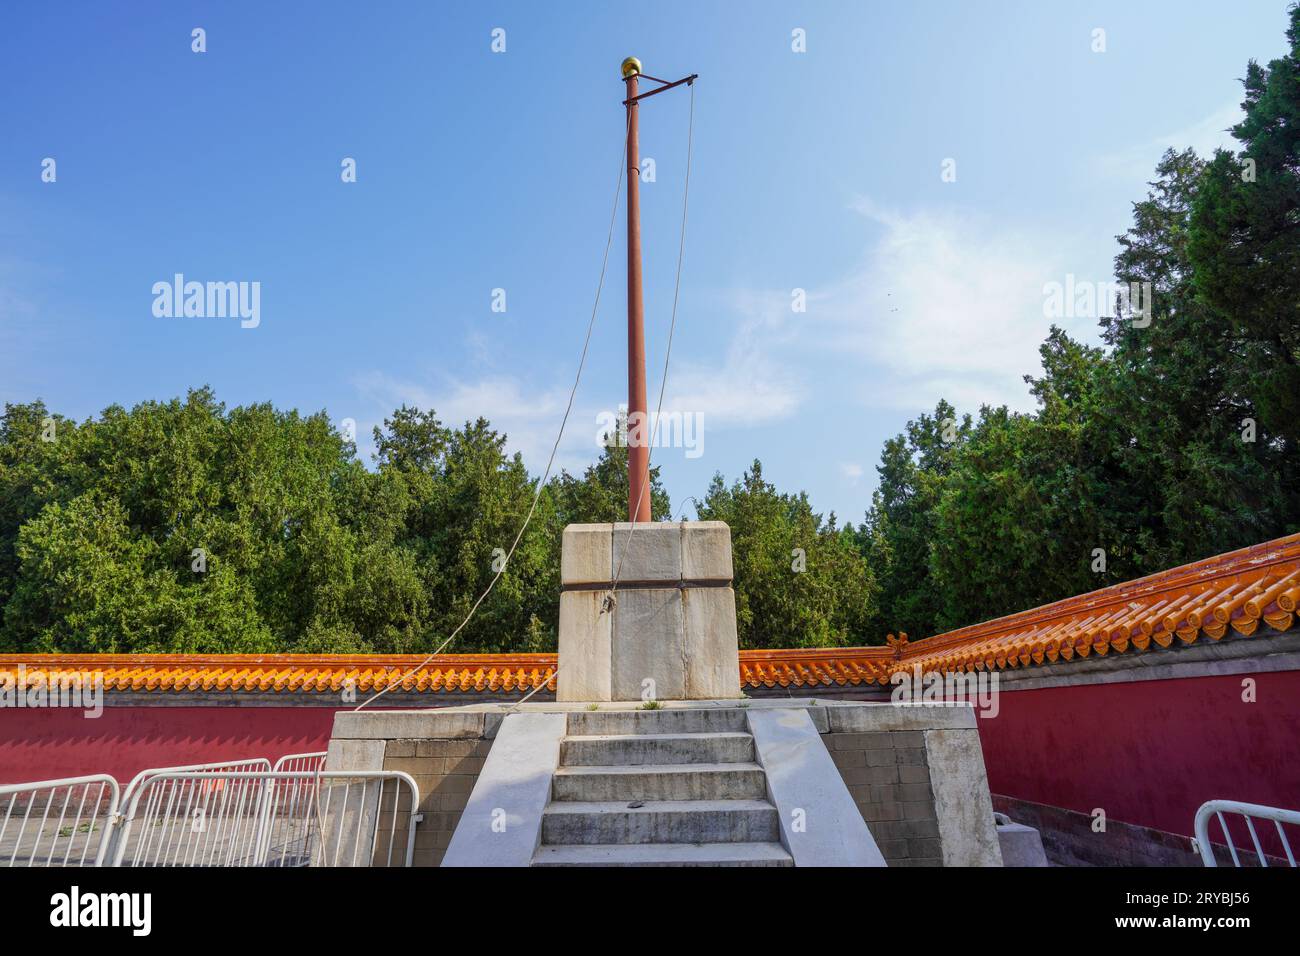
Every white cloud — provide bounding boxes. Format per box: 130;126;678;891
808;198;1092;412
667;336;803;426
691;200;1100;421
1099;102;1243;180
352;331;804;479
353;195;1103;478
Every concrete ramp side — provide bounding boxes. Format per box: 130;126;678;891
924;727;1003;866
746;708;887;867
442;712;566;867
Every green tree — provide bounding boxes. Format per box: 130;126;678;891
928;333;1121;628
371;411;560;653
1112;148;1288;566
550;438;672;527
857;400;969;639
700;460;876;648
1190;5;1300;451
1;390;432;653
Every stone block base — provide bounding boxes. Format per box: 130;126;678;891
557;522;741;702
325;699;1002;867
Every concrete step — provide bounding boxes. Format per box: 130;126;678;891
567;708;749;737
560;732;755;767
540;799;780;845
532;841;793;867
552;762;768;802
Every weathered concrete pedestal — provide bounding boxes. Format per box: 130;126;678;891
557;521;741;702
325;699;1004;867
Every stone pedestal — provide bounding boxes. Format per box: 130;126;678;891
994;813;1048;866
557;521;741;702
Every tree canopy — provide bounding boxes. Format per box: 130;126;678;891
0;394;875;653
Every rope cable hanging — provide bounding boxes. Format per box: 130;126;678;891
356;75;696;713
354;109;633;711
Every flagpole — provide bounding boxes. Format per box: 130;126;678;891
623;56;652;523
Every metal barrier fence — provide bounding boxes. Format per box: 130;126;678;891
1;759;419;868
272;751;327;774
120;757;272;806
0;775;120;867
109;771;422;867
1194;799;1300;867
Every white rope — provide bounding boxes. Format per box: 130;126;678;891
354;110;632;712
358;78;695;716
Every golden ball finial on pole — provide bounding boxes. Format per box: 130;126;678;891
621;56;642;78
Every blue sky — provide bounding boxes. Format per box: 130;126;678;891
0;1;1291;522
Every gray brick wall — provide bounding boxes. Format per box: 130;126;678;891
380;737;492;867
824;729;942;866
326;710;499;868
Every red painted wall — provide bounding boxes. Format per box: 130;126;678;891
0;707;341;786
975;670;1300;837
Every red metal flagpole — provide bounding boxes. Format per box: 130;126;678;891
623;56;652;523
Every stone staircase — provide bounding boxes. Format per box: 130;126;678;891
531;707;793;867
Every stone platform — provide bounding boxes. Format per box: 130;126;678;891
326;698;1003;867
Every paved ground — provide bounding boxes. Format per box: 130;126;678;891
1;812;319;867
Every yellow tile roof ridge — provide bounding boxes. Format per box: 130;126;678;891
898;533;1300;675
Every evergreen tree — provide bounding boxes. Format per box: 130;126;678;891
702;460;876;648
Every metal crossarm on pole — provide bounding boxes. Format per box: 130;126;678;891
622;72;698;105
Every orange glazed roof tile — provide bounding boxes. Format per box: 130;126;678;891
0;649;896;695
893;532;1300;679
0;534;1296;695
